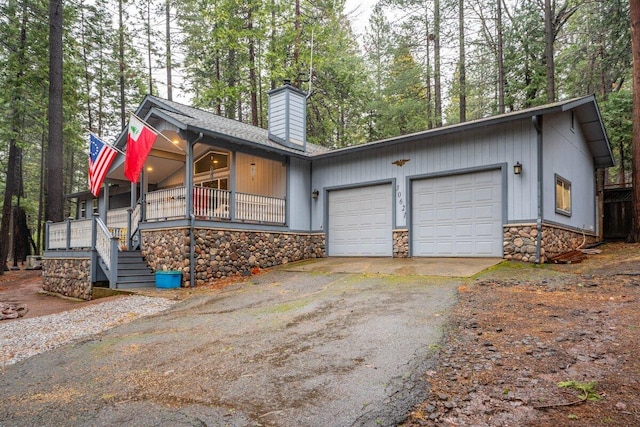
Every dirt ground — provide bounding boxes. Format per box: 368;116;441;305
403;242;640;427
0;270;129;319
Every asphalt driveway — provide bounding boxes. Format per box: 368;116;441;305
0;264;469;426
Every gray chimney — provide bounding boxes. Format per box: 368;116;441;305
268;80;307;151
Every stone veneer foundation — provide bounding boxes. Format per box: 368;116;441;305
503;223;597;263
141;227;326;287
393;229;409;258
42;257;92;300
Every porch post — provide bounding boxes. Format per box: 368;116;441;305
65;217;72;249
130;181;138;218
185;138;193;217
140;170;146;221
126;207;133;250
230;151;236;221
99;182;109;223
186;135;194;287
45;220;52;251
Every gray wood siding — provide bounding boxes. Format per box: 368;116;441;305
542;112;596;231
311;118;538;230
235;152;286;198
288;157;312;230
288;95;305;145
269;92;287;137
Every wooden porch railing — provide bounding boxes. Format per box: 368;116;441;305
145;187;285;224
45;189;286;251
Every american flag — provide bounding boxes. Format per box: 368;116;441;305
89;133;117;197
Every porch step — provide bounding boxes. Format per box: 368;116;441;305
116;250;156;289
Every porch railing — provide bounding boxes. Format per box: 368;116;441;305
145;187;285;224
146;187;187;221
47;218;93;249
45;189;286;251
236;192;286;224
107;207;129;249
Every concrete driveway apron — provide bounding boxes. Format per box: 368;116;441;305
0;259;497;426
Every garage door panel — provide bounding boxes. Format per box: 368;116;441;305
412;170;502;257
328;185;392;256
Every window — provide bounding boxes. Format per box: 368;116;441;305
194;151;229;175
198;178;228;190
79;201;86;219
555;175;571;216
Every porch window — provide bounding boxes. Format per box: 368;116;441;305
195;151;229;175
79;201;86;219
555;174;571;216
198;178;228;190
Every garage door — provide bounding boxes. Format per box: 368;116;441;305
412;170;502;257
328;184;392;256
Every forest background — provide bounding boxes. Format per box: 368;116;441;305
0;0;635;262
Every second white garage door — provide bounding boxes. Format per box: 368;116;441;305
328;184;392;256
412;170;503;257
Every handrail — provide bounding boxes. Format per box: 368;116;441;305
95;217;119;288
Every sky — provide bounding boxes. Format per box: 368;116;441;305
344;0;376;37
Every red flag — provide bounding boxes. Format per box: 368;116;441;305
124;114;157;183
89;133;117;197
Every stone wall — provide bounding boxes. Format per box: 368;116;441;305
393;229;409;258
504;223;597;263
141;227;326;287
42;258;92;300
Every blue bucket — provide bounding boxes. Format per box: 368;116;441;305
155;271;182;289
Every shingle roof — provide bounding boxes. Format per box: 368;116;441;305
138;96;330;157
117;94;612;168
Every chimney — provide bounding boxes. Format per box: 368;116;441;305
268;80;307;151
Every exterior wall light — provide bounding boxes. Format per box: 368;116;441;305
312;189;319;200
514;161;522;175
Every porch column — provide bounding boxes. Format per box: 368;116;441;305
185;138;193;217
230;151;236;221
99;181;109;223
130;180;138;213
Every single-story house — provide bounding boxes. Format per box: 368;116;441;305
43;82;614;299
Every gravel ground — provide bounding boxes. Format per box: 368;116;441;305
0;295;176;367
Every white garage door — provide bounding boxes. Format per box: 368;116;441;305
412;170;503;257
328;184;392;256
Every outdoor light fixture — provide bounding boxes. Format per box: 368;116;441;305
312;189;319;200
514;161;522;175
250;162;256;178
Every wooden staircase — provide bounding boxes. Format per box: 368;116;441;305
115;250;156;289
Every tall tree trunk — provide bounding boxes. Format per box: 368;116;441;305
215;52;222;115
630;0;640;241
1;1;28;270
146;0;153;95
426;17;432;129
80;3;93;131
434;0;442;127
294;0;301;71
497;0;505;113
118;0;126;128
459;0;466;123
46;0;64;223
166;0;173;100
270;0;277;90
248;7;259;126
544;0;555;102
36;124;46;254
